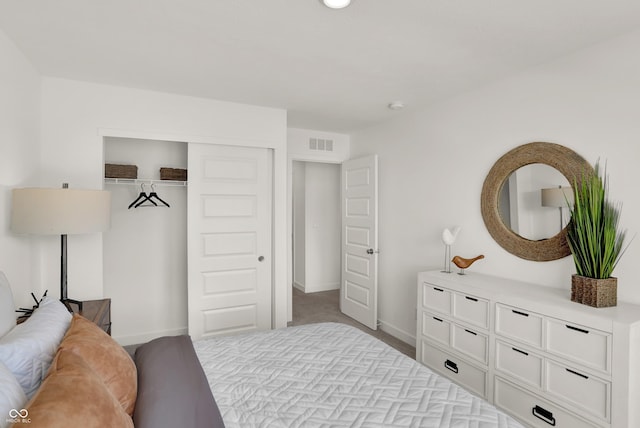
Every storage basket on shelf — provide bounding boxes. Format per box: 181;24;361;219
105;164;138;179
159;168;187;181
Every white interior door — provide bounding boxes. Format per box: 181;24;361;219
340;155;378;330
188;143;272;340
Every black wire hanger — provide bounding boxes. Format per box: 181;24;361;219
128;183;156;209
135;183;170;208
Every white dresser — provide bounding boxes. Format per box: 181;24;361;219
416;270;640;428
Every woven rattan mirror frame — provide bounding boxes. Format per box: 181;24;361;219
481;142;594;261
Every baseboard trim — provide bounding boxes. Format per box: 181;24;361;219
114;327;188;346
304;282;340;293
293;281;305;292
378;319;416;347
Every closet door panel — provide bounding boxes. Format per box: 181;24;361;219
188;143;272;339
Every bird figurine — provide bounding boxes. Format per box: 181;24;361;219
441;226;461;246
452;254;484;275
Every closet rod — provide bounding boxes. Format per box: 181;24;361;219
104;178;187;187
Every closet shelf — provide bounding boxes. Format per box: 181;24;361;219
104;178;187;187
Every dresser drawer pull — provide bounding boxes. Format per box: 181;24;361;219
464;329;477;336
465;296;478;302
511;309;529;317
532;405;556;426
433;317;443;322
433;287;444;292
512;347;529;356
565;324;589;334
444;359;458;374
565;368;589;379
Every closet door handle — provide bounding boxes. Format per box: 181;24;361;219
258;256;265;262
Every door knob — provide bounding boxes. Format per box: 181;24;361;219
366;249;379;255
258;256;265;262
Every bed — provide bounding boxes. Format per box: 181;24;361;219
0;273;524;427
193;322;523;427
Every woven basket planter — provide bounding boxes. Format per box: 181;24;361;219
571;274;617;308
160;167;187;181
105;164;138;179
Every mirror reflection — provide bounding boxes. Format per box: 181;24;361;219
498;164;572;241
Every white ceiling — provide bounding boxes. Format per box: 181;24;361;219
1;0;640;133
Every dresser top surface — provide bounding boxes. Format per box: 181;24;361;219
419;270;640;328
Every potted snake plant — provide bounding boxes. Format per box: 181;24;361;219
566;162;628;307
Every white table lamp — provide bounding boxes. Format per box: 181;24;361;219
10;183;111;310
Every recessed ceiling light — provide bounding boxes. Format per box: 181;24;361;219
322;0;351;9
388;101;405;111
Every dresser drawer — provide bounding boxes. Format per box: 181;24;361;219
451;324;488;364
546;319;611;373
495;377;601;428
422;283;452;314
545;360;610;421
453;293;489;329
420;341;487;398
421;312;450;346
495;340;543;388
495;304;543;348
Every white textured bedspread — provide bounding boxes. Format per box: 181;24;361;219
193;323;523;428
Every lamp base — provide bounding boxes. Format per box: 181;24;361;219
59;231;83;313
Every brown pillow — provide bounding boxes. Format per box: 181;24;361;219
57;314;137;415
23;350;134;428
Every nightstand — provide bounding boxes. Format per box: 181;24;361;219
73;298;112;335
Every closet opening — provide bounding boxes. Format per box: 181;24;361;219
290;160;342;325
102;136;188;345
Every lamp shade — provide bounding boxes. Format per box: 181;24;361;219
541;186;574;209
11;187;111;235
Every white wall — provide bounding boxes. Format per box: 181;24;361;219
38;78;288;336
103;137;188;345
304;163;341;292
287;128;350;162
292;162;341;293
0;29;41;309
350;28;640;343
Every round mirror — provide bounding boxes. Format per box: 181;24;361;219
481;142;594;261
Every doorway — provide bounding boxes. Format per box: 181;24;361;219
291;161;341;322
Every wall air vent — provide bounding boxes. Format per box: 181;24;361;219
309;138;334;152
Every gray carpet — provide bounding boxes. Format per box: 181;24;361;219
124;289;416;359
290;287;416;359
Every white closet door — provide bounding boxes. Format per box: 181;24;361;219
187;143;272;340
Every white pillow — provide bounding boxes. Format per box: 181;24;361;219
0;273;15;338
0;360;27;428
0;296;72;398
